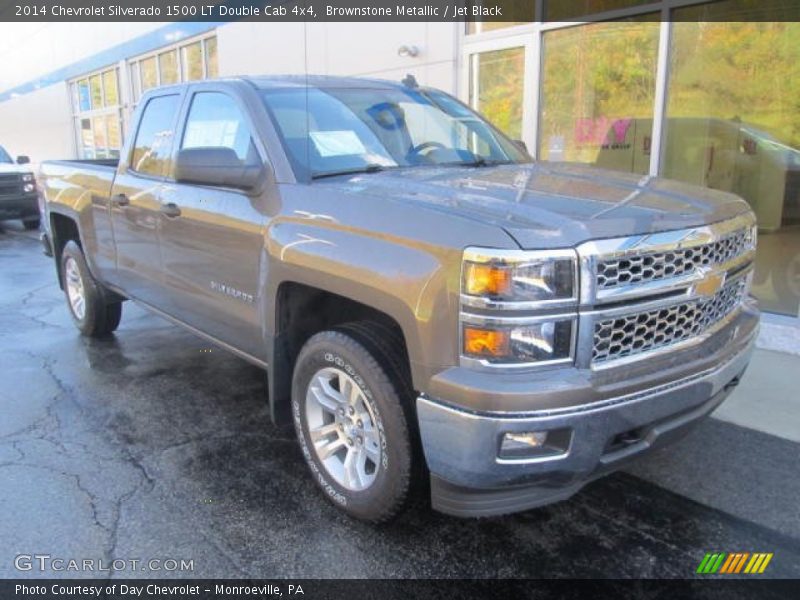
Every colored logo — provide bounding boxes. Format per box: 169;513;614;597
696;552;773;574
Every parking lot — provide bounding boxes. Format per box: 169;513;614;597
1;222;799;579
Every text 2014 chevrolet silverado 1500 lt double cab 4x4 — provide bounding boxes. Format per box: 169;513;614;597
39;76;759;521
0;146;39;230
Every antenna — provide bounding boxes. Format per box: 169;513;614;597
401;74;419;89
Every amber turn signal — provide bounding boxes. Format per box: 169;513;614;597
463;327;510;358
463;262;512;297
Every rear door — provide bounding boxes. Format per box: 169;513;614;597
108;90;183;303
157;84;269;359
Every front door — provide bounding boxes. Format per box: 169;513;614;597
157;88;267;360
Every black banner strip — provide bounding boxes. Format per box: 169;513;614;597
1;0;800;23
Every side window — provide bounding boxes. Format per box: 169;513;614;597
130;94;180;176
181;92;259;165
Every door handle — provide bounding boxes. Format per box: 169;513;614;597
160;202;182;218
111;193;129;207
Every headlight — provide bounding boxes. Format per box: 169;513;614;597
462;319;574;364
462;248;577;305
23;183;35;193
22;173;34;183
460;247;579;369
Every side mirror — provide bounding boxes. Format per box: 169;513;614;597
16;155;30;165
174;147;262;191
513;140;528;153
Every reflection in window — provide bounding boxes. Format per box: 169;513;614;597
538;17;658;173
182;92;255;162
544;0;654;21
131;94;180;176
77;79;91;111
159;50;179;85
129;35;218;103
89;75;103;108
106;115;122;157
182;42;203;81
140;57;158;92
663;5;800;316
469;47;524;140
71;67;124;159
103;70;118;106
80;119;93;158
205;37;218;77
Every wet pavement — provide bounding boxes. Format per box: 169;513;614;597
1;221;799;579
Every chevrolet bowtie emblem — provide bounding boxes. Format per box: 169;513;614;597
694;268;727;298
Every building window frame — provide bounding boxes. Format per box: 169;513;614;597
127;33;218;107
68;65;124;159
68;32;219;160
461;0;712;174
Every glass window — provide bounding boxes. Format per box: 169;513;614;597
102;69;118;106
77;79;91;111
140;56;157;92
106;114;122;158
544;0;654;21
205;37;218;77
538;16;658;173
130;94;180;176
0;146;12;163
80;119;94;158
92;116;108;158
130;62;141;101
159;50;179;85
182;42;203;81
181;92;257;163
469;47;524;140
89;74;103;109
663;5;800;316
261;87;527;180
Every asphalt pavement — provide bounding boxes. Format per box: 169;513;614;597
1;221;799;579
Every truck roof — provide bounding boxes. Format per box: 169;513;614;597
139;75;425;100
242;74;415;91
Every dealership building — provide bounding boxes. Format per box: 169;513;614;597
0;0;797;337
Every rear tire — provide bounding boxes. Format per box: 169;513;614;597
60;240;122;337
292;326;418;522
23;218;40;230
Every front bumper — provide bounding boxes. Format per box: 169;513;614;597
0;193;38;220
417;303;758;517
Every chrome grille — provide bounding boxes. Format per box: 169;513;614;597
596;228;750;289
0;173;21;198
592;278;747;363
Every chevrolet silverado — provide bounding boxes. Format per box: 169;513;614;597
39;76;759;521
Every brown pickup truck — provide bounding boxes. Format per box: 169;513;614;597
39;76;759;521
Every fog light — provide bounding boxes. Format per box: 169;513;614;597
504;431;547;449
498;428;572;460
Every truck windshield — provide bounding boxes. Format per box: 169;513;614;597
0;146;12;163
261;86;529;180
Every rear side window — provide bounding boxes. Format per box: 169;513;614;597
181;92;260;166
130;94;180;176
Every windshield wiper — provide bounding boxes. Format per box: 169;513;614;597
311;164;390;180
464;158;515;168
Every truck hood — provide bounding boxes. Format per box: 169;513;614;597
328;162;752;249
0;162;31;175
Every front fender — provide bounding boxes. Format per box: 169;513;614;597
265;218;462;391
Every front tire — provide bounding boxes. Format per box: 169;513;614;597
60;240;122;337
292;328;417;522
